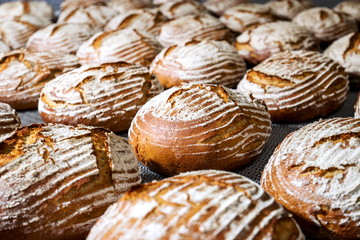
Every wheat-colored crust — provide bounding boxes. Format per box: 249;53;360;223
203;0;249;16
265;0;313;20
261;118;360;239
107;0;153;14
159;0;207;19
334;0;360;23
60;0;107;10
0;1;54;22
0;102;20;142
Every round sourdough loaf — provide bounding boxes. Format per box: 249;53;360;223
0;1;54;22
107;0;153;14
157;14;232;47
77;29;162;67
235;21;319;65
203;0;249;16
0;102;20;142
60;0;107;10
159;0;207;19
293;7;358;42
220;3;277;33
261;118;360;240
26;23;97;54
150;40;246;88
0;50;79;110
265;0;313;20
87;170;304;240
105;8;167;36
0;123;141;240
237;50;349;122
334;0;360;23
39;62;163;132
129;83;271;176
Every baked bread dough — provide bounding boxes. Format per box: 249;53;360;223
265;0;313;20
203;0;249;16
159;0;207;19
107;0;152;14
0;1;53;22
0;102;20;142
334;0;360;23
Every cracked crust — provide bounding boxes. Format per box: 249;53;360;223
0;102;20;143
0;123;141;240
261;118;360;239
265;0;313;20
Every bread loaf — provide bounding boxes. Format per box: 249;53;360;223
235;21;319;65
39;62;163;132
158;14;231;47
334;0;360;23
107;0;152;14
129;83;271;176
0;50;80;110
0;39;10;54
0;1;54;22
105;8;167;36
220;3;277;33
237;50;349;122
87;170;304;240
26;23;97;54
265;0;313;20
261;118;360;239
60;0;107;10
203;0;249;16
0;123;141;240
77;29;162;67
0;102;20;142
150;40;246;88
159;0;207;19
293;7;358;42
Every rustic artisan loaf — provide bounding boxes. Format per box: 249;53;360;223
293;7;358;42
129;84;271;176
58;5;117;30
0;123;141;240
0;1;53;22
203;0;248;16
220;3;277;33
77;29;162;67
26;23;97;54
265;0;313;20
158;14;231;47
105;8;167;36
0;15;50;50
0;39;10;54
60;0;107;10
159;0;207;19
107;0;152;14
261;118;360;240
0;102;20;142
235;21;319;65
150;40;246;88
39;62;163;132
237;50;349;122
0;50;79;110
87;170;304;240
334;0;360;23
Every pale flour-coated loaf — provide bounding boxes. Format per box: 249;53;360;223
0;1;54;22
129;83;271;176
265;0;313;20
26;23;97;54
237;50;349;122
58;5;117;30
220;3;277;33
158;14;232;47
0;50;80;110
0;124;141;240
0;15;50;50
39;62;163;132
150;40;246;88
159;0;208;19
105;8;167;36
0;39;10;54
261;118;360;239
203;0;249;16
293;7;358;42
77;29;162;67
334;0;360;23
0;102;20;142
107;0;153;14
235;21;319;65
60;0;107;10
87;170;304;240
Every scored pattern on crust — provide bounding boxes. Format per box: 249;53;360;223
261;118;360;239
0;1;54;22
334;0;360;22
0;50;80;110
87;170;304;240
159;0;208;19
39;62;163;132
105;8;167;36
235;21;319;65
107;0;153;14
77;29;162;67
129;84;271;176
237;50;349;122
0;102;20;142
293;7;358;42
0;124;141;239
265;0;313;20
150;40;246;88
60;0;107;10
203;0;249;16
158;14;231;47
26;23;97;54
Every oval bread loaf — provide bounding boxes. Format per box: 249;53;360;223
0;102;20;142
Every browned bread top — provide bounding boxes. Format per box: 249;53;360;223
129;83;271;176
265;0;313;20
237;50;349;122
107;0;153;14
0;102;20;142
261;118;360;239
87;170;304;240
0;123;141;240
39;62;163;132
60;0;107;10
0;1;54;22
203;0;249;16
159;0;208;19
334;0;360;23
